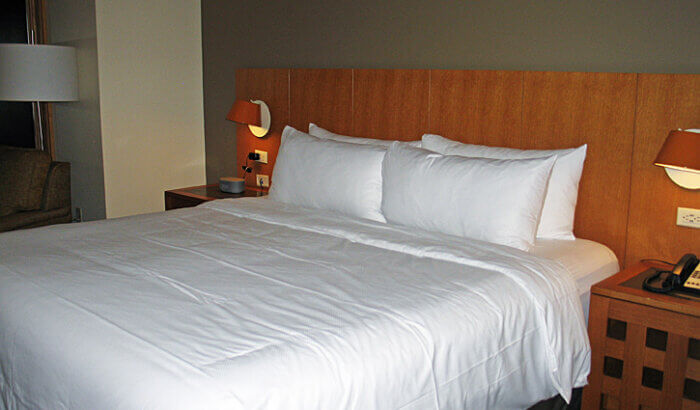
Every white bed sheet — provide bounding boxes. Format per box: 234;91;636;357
0;198;590;409
531;239;619;322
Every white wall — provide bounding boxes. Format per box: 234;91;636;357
47;0;105;221
95;0;205;218
49;0;106;221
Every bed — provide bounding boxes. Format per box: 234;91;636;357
0;122;622;409
6;64;674;409
1;196;602;409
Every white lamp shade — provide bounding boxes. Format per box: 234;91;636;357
0;44;78;102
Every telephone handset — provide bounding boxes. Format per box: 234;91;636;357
643;253;700;294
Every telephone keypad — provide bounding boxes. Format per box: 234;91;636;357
685;266;700;290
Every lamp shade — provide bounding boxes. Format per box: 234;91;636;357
653;129;700;189
0;44;78;101
654;130;700;172
226;100;261;126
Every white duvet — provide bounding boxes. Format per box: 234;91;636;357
0;198;590;409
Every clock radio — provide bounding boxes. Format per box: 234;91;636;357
219;177;245;194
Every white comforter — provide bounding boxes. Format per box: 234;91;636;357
0;198;589;409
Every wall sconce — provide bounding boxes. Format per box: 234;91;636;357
653;129;700;189
226;99;270;137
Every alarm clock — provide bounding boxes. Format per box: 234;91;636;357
219;177;245;194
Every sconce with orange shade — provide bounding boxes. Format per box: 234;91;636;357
653;129;700;190
226;99;270;137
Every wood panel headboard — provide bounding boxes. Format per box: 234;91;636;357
235;68;700;268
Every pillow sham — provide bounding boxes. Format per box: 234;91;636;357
269;126;387;222
421;134;586;240
381;143;556;251
309;123;422;148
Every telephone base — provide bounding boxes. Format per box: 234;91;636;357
625;268;700;300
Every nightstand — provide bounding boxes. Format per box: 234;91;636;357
582;262;700;409
164;184;267;210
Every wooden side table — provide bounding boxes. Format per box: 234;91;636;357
582;262;700;409
164;184;267;210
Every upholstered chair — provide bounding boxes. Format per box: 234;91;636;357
0;146;71;232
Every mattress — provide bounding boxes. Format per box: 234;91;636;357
531;238;619;321
0;198;590;409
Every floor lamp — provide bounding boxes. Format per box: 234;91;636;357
0;43;78;151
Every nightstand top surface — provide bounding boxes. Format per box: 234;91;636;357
592;261;700;317
166;184;267;201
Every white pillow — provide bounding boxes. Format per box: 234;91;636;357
422;134;586;240
309;123;422;148
381;143;555;251
269;126;387;222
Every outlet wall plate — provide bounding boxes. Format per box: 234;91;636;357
256;174;270;188
677;207;700;229
255;149;268;164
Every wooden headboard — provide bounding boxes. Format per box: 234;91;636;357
235;68;700;268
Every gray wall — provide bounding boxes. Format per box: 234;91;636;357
202;0;700;182
49;0;106;220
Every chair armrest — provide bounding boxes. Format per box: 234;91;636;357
42;162;71;211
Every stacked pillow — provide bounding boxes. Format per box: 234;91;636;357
381;143;555;251
269;126;387;222
421;134;587;240
309;123;422;148
269;125;587;252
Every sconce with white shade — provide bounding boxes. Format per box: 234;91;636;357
226;99;270;137
653;129;700;189
0;43;79;149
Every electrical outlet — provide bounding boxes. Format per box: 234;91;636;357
254;149;268;164
256;174;269;188
677;207;700;229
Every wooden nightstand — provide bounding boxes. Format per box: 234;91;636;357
582;262;700;409
164;184;267;210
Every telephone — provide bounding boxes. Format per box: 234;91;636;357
643;253;700;294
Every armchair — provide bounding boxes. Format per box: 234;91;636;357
0;146;71;232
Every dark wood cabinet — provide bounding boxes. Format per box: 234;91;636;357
583;262;700;409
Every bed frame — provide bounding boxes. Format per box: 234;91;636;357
235;68;699;268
